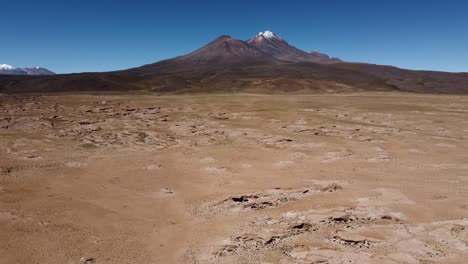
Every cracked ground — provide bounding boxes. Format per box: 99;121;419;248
0;92;467;263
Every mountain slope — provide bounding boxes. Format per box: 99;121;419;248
247;31;341;63
1;32;468;94
122;34;389;93
0;64;28;75
21;67;56;75
132;35;279;77
334;62;468;93
175;35;277;65
0;64;55;75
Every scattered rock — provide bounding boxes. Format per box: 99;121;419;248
146;164;162;170
274;160;294;168
65;161;87;168
160;188;175;196
331;235;373;248
320;183;343;192
204;166;229;174
240;162;253;168
80;257;96;264
200;157;217;163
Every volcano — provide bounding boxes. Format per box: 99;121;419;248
1;31;468;94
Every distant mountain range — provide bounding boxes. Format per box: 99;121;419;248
0;64;55;76
1;31;468;94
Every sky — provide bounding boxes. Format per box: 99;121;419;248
1;0;468;74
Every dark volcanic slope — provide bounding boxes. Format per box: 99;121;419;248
335;63;468;93
132;35;279;77
124;35;389;93
0;72;141;93
174;35;277;65
1;34;468;94
247;31;341;63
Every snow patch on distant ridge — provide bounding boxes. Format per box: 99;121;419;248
0;64;15;70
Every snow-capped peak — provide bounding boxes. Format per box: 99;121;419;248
258;31;281;40
0;64;15;70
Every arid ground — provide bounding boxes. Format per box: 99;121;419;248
1;92;467;264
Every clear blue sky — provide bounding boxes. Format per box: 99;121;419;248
2;0;468;73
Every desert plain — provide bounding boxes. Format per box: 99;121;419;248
0;92;467;263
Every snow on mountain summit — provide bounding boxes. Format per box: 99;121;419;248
0;64;15;70
257;31;282;40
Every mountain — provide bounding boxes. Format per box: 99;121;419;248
173;35;277;65
0;64;14;71
1;31;468;94
247;31;341;63
0;64;29;75
21;67;56;75
133;35;279;78
0;64;55;75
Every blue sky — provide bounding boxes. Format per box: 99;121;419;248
1;0;468;73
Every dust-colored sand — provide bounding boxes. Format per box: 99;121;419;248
0;92;467;263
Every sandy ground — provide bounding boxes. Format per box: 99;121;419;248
0;92;467;264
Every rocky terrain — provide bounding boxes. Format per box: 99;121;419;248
0;92;467;263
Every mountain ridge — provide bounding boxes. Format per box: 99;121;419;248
0;64;55;76
1;31;468;94
247;31;341;63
